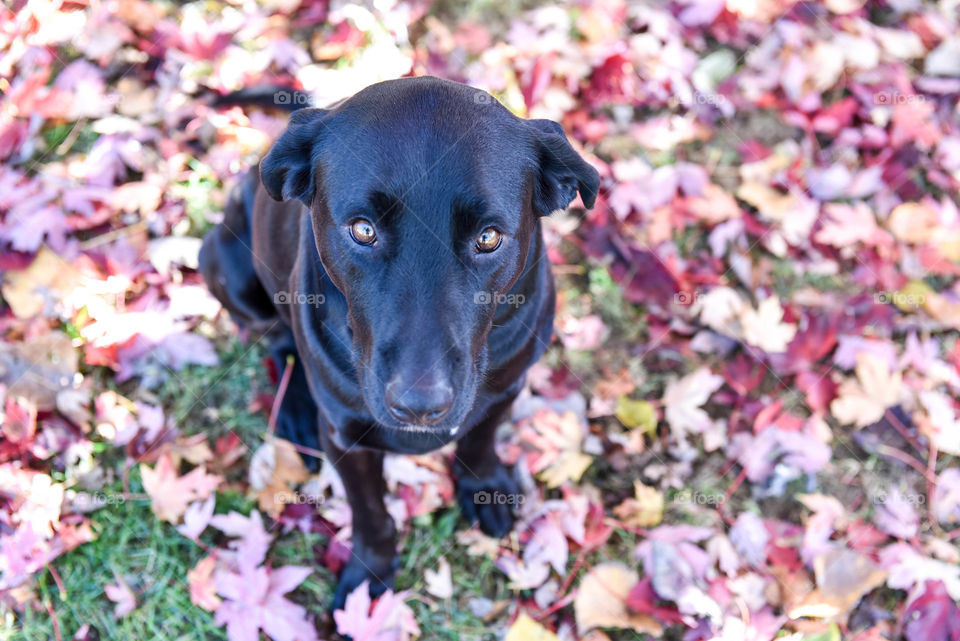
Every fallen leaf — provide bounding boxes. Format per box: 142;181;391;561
334;581;420;641
140;453;221;523
425;556;453;599
888;202;940;244
505;613;559;641
663;367;724;443
615;397;656;433
215;564;319;641
176;494;216;541
574;562;662;637
249;437;310;518
0;247;80;318
613;481;663;528
524;411;593;488
902;580;960;641
830;354;902;428
0;331;78;410
104;573;137;618
789;547;887;619
188;555;222;612
740;296;797;353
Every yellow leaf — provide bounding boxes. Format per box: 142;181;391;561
505;613;559;641
538;450;593;489
788;548;886;620
0;247;80;319
830;354;902;428
737;182;797;221
574;562;663;637
888;202;939;244
923;290;960;329
895;280;933;312
615;397;656;433
528;411;593;488
936;230;960;261
613;481;663;528
249;437;310;518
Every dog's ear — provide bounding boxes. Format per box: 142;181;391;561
259;108;332;206
526;119;600;216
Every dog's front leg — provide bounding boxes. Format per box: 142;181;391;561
322;429;397;611
453;393;521;538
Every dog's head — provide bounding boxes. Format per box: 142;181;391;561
259;77;598;444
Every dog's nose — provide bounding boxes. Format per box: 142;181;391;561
385;378;454;425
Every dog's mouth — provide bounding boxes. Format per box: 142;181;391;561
393;422;461;436
343;419;461;455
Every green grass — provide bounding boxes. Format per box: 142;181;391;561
154;335;272;458
7;483;229;641
399;509;506;641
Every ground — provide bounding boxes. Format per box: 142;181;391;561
1;1;960;641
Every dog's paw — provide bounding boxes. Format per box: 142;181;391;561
455;462;521;539
330;554;397;613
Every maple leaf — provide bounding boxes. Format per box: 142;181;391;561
918;390;960;456
814;202;891;248
333;581;420;641
214;564;318;641
188;555;222;612
104;572;137;618
830;354;903;428
176;495;216;541
209;510;273;572
522;410;593;488
663;367;724;444
739;296;797;354
613;481;664;528
140;453;221;523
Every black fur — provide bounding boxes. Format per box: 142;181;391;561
199;76;599;611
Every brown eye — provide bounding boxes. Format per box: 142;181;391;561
476;228;502;253
350;219;377;245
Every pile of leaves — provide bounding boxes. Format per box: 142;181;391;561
2;0;960;640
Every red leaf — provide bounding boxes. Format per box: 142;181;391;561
902;580;960;641
625;578;686;625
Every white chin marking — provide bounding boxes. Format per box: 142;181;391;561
449;425;460;436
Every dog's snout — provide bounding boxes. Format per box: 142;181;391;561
385;377;454;425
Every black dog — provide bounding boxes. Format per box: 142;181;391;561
199;76;599;609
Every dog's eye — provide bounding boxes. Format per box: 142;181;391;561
350;219;377;245
475;228;502;253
